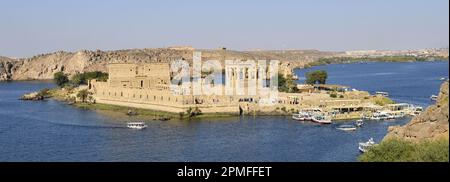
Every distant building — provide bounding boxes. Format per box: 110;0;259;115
167;46;195;51
345;50;377;57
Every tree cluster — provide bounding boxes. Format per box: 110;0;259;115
305;70;328;85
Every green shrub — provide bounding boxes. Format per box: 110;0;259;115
54;72;69;87
179;112;185;118
36;88;51;97
278;74;299;93
415;139;449;162
359;138;449;162
76;89;92;103
186;107;202;118
70;71;108;86
305;70;328;85
374;96;395;106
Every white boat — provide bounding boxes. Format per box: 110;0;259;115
391;112;406;119
292;112;311;121
375;91;389;97
369;111;390;120
356;120;364;127
292;112;312;121
409;106;423;116
386;114;396;120
359;138;377;153
430;95;438;101
336;124;357;131
127;122;148;129
292;114;304;121
311;114;332;124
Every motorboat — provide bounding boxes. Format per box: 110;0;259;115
359;138;377;153
356;119;364;127
292;112;312;121
292;114;302;121
336;124;357;131
409;106;423;116
311;114;332;124
375;91;389;97
430;95;438;101
369;111;390;120
386;114;396;120
127;122;148;129
391;112;406;119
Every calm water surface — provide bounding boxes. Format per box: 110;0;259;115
0;61;448;161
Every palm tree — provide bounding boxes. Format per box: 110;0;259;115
76;89;91;103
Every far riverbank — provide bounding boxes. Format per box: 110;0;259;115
301;56;449;68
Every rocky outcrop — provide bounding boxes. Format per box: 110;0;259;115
0;48;330;81
385;81;449;142
19;92;45;101
0;56;18;81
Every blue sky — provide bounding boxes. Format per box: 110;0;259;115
0;0;448;57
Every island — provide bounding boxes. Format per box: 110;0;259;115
21;58;424;123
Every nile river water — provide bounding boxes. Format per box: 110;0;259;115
0;61;448;161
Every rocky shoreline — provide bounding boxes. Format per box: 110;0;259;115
18;87;242;121
359;81;449;162
385;81;449;141
19;92;45;101
19;88;52;101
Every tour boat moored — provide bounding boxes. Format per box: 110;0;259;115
311;114;332;124
409;106;423;116
369;111;390;120
292;112;312;121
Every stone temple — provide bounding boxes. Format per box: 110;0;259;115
88;61;290;114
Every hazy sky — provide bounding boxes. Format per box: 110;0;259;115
0;0;448;57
